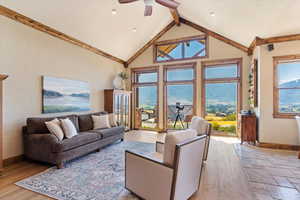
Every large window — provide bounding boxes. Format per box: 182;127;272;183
132;67;159;130
154;35;207;63
202;58;242;136
164;63;196;130
273;55;300;118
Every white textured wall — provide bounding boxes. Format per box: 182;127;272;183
129;24;250;130
0;16;123;159
258;41;300;145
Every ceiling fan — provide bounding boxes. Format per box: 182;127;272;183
119;0;180;16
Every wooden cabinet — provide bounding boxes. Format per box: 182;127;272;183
104;89;131;131
238;114;257;145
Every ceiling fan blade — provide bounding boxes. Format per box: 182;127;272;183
155;0;180;9
144;5;153;16
119;0;139;3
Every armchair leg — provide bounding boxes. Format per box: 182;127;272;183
57;162;64;169
96;148;100;152
121;138;124;142
298;152;300;159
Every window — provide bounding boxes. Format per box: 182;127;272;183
132;67;159;130
202;58;242;136
164;63;196;130
154;35;207;63
273;55;300;118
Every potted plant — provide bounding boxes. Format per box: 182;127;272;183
113;71;129;90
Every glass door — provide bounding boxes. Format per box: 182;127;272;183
202;59;242;136
164;63;196;130
166;84;194;129
135;86;158;129
132;67;159;130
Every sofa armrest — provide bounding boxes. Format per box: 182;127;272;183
125;150;173;200
24;133;59;163
155;141;165;154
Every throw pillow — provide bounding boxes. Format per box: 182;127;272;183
60;118;78;139
108;113;117;127
92;115;111;129
45;118;64;141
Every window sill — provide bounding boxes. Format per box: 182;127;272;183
273;113;298;119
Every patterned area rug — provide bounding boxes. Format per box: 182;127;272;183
234;144;300;200
16;141;155;200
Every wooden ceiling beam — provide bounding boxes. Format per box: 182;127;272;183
0;5;126;65
170;9;180;26
262;34;300;45
180;17;249;53
126;21;176;66
247;37;264;55
0;75;8;81
248;34;300;55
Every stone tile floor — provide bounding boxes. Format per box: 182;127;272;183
234;144;300;200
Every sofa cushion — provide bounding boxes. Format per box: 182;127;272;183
27;115;79;134
78;112;108;132
89;126;124;138
52;132;101;153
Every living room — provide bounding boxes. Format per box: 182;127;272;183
1;0;300;200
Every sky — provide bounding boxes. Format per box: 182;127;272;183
157;40;205;61
137;62;239;107
278;61;300;84
43;76;90;95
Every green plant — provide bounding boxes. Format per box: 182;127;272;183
218;125;236;133
118;71;128;80
223;113;236;121
211;121;220;130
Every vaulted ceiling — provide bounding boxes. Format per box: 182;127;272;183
1;0;299;61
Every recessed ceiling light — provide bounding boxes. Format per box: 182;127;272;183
210;12;215;17
132;28;137;32
112;9;117;15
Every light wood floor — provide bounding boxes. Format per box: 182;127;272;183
0;131;298;200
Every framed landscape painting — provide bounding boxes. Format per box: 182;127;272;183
42;76;90;113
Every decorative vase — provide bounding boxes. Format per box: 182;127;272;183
113;76;124;90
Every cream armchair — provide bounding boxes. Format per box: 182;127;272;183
125;130;207;200
156;117;212;161
189;116;212;161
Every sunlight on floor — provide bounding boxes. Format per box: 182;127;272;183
125;130;241;145
212;135;240;144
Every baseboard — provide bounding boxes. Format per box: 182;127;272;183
3;154;24;167
257;142;300;151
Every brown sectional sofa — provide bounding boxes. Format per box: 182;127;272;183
23;112;124;168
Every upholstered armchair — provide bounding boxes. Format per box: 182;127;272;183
125;130;207;200
189;116;212;161
156;116;212;161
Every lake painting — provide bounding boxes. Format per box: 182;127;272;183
42;76;90;113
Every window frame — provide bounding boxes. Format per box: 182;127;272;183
163;62;197;130
273;54;300;118
153;35;208;63
201;58;243;118
131;66;160;130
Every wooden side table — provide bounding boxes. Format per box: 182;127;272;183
238;114;257;145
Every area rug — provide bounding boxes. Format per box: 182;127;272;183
16;141;155;200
